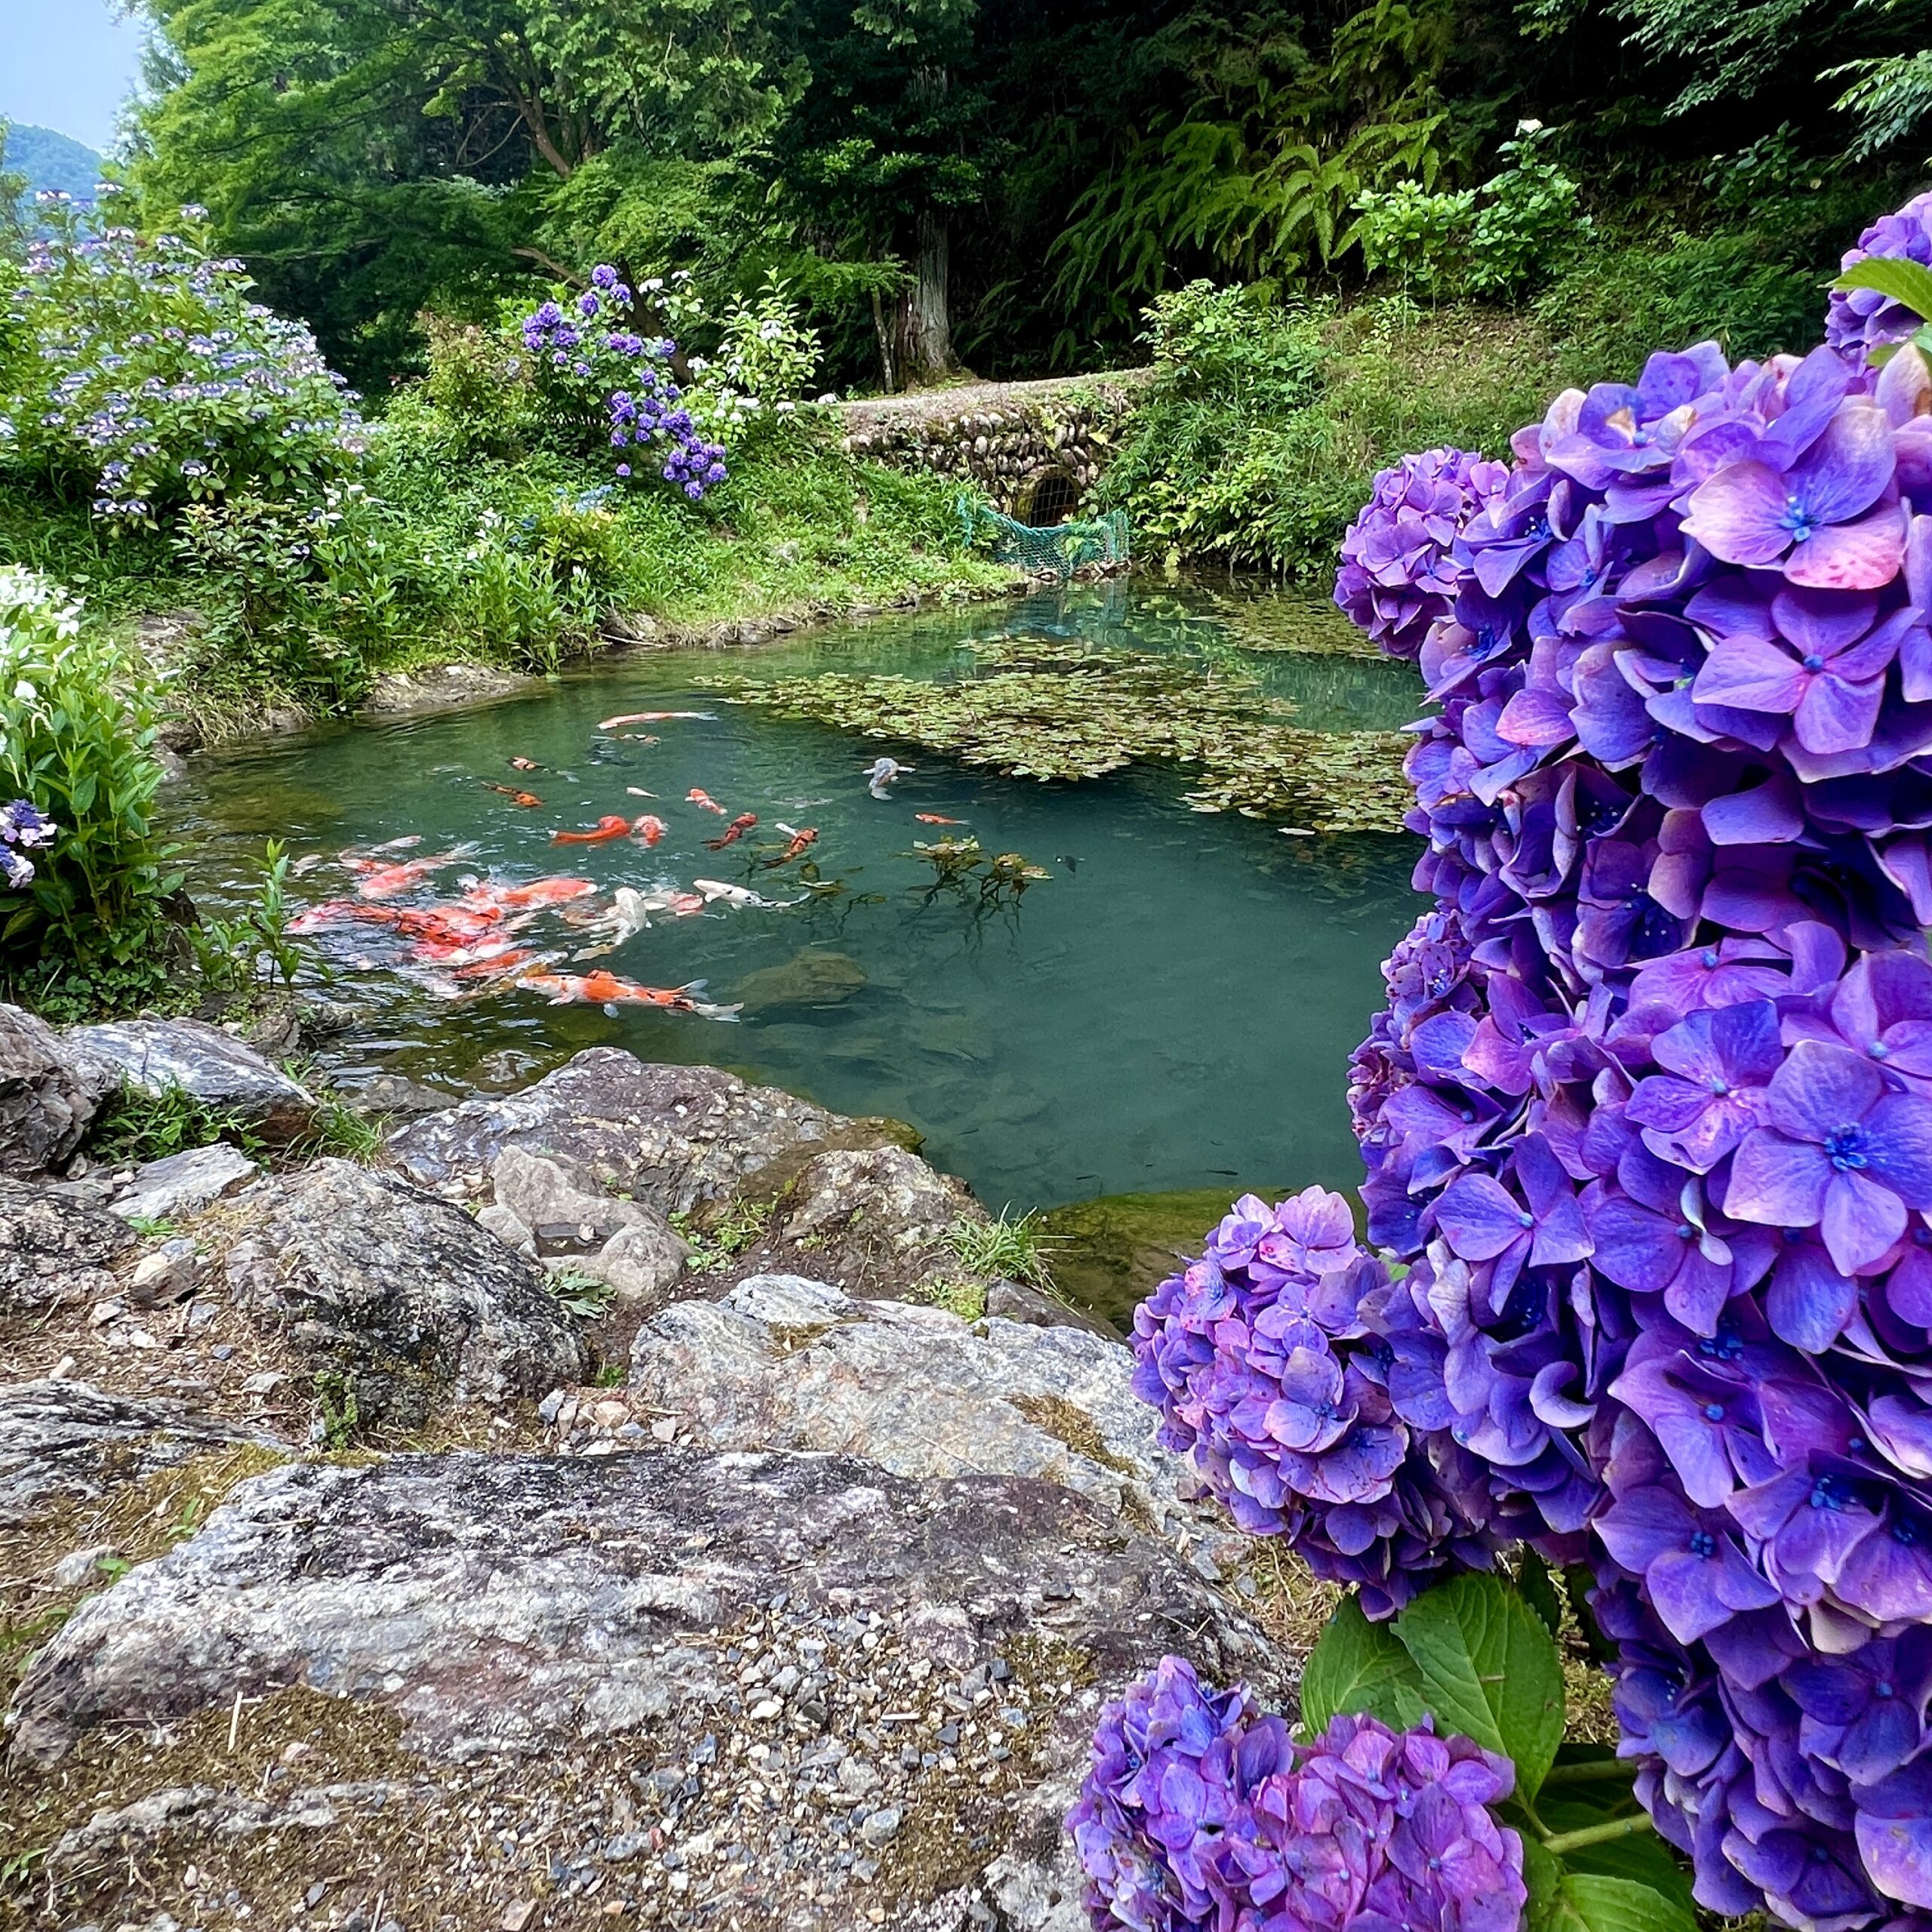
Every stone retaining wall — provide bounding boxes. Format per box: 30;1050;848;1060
839;368;1152;521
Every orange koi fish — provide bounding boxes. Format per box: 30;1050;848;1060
461;876;597;912
915;814;967;825
349;844;479;900
287;899;360;935
768;824;819;865
705;812;758;851
633;814;668;848
686;788;728;816
551;815;634;845
598;711;716;730
484;783;544;808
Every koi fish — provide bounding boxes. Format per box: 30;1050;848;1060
483;783;544;808
693;878;797;909
633;814;667;847
287;898;359;934
768;824;819;865
626;787;658;799
687;788;728;816
385;904;505;945
704;812;758;850
598;711;716;730
451;946;542;980
518;970;702;1008
291;853;329;877
509;758;540;771
460;875;597;912
863;756;914;799
352;844;481;900
915;813;967;825
551;815;634;845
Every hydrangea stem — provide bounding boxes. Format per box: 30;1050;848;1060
1539;1760;1637;1788
1538;1814;1656;1855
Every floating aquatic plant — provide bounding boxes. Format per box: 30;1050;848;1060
701;640;1411;834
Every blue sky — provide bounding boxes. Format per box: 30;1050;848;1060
0;0;149;153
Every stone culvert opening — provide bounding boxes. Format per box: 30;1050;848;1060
1021;466;1081;526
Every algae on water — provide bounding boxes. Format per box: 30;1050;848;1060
700;636;1411;834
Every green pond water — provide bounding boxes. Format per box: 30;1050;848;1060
171;583;1423;1313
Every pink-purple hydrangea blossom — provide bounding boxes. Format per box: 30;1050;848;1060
1118;192;1932;1932
1068;1656;1526;1932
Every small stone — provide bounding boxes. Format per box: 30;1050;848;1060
239;1371;285;1397
502;1903;537;1932
88;1298;125;1327
537;1388;569;1424
304;1881;328;1908
650;1417;677;1442
857;1807;902;1847
51;1543;118;1588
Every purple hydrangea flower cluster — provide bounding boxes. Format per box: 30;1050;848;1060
1829;192;1932;368
1134;192;1932;1932
1131;1183;1498;1617
1335;447;1509;661
0;799;56;888
1068;1655;1527;1932
515;269;727;500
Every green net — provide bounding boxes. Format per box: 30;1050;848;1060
957;494;1131;580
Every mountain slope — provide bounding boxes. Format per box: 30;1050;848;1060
3;122;104;203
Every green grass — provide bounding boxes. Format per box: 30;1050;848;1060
90;1083;260;1167
946;1208;1059;1289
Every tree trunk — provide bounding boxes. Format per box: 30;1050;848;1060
893;208;953;386
871;286;898;394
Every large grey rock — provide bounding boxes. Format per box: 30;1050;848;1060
0;1378;282;1530
220;1160;586;1431
66;1018;315;1143
777;1143;982;1297
386;1048;904;1213
109;1142;259;1223
626;1275;1235;1570
0;1001;109;1174
0;1177;134;1315
8;1447;1287;1930
490;1144;651;1250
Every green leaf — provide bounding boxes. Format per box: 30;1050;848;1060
1395;1572;1564;1798
1833;257;1932;324
1299;1595;1424;1735
1517;1549;1563;1639
1534;1873;1697;1932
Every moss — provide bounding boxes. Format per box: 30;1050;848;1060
1040;1186;1279;1329
1008;1393;1135;1476
906;1273;988;1321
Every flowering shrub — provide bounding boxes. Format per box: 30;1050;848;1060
0;568;176;992
0;800;57;888
0;193;365;525
514;265;727;498
1118;189;1932;1932
1069;1654;1528;1932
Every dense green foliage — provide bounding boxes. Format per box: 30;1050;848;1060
0;569;180;1012
115;0;1925;391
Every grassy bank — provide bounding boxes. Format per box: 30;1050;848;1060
0;426;1016;743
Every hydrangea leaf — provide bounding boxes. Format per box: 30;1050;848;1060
1832;256;1932;323
1535;1873;1697;1932
1517;1547;1564;1638
1297;1592;1425;1735
1394;1572;1565;1798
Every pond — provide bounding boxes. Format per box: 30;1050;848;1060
171;582;1423;1284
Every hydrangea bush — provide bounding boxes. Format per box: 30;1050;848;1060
0;192;365;524
1097;191;1932;1932
514;265;727;499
